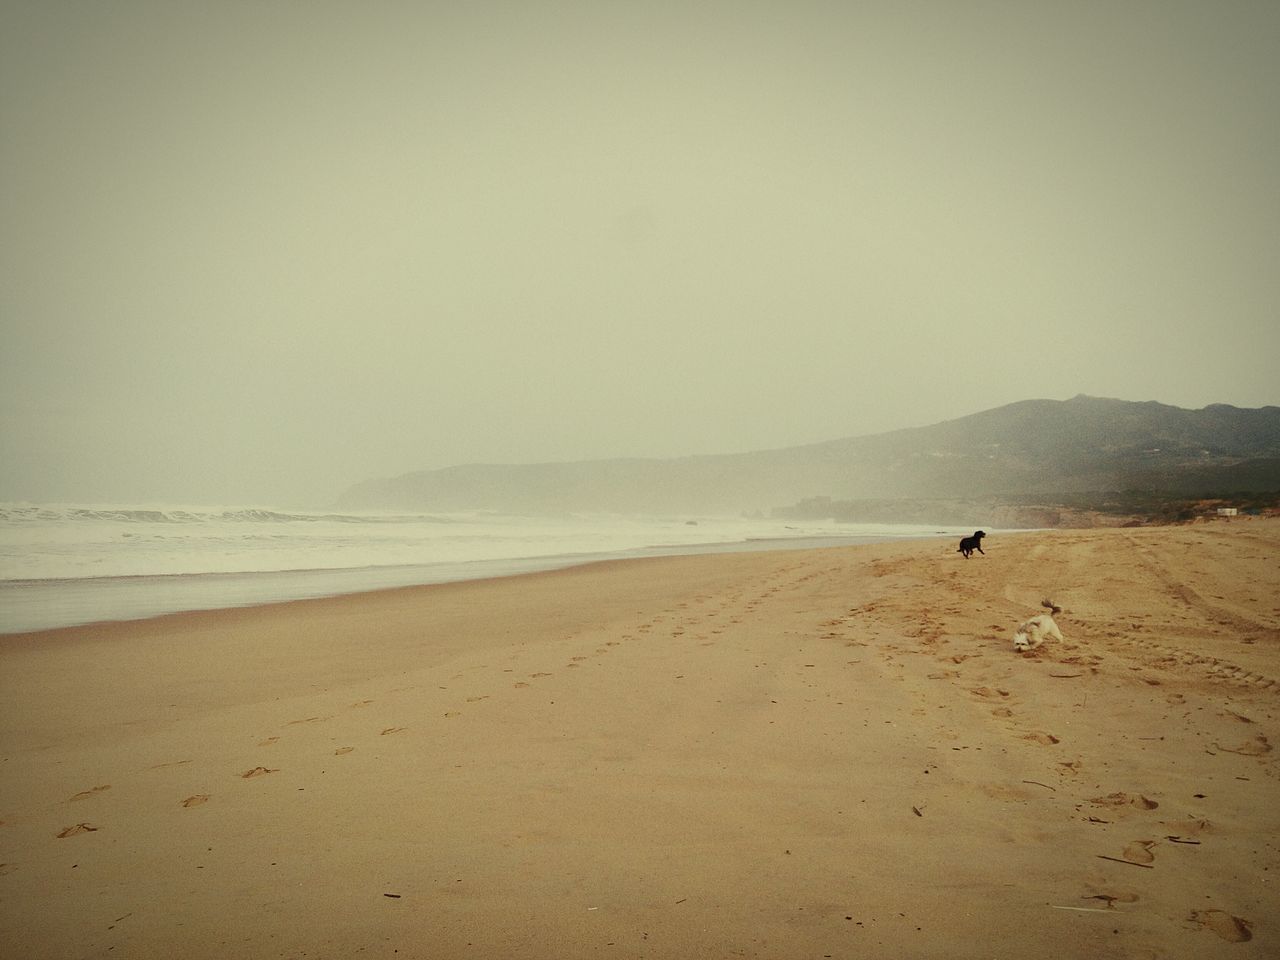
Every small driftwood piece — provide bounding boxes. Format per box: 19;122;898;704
1097;855;1154;869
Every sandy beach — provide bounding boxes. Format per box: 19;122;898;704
1;520;1277;959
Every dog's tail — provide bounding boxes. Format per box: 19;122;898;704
1041;599;1062;616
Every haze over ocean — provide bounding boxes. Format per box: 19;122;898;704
3;3;1278;509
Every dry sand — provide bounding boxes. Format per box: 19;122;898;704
2;520;1278;959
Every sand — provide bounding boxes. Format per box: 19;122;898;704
1;520;1277;959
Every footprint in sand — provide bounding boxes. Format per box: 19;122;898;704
66;785;111;802
151;759;196;773
1089;792;1159;810
57;823;98;838
514;681;531;688
1191;910;1253;942
1021;732;1061;746
380;727;406;736
530;672;553;678
240;767;278;779
1163;817;1213;837
181;795;209;808
1212;735;1271;756
258;737;280;747
970;686;1011;700
334;747;354;755
464;695;489;703
1122;840;1157;864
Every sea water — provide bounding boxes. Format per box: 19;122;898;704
0;503;968;633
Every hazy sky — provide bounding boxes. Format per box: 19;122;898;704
3;1;1278;507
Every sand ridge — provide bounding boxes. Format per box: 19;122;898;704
1;520;1277;958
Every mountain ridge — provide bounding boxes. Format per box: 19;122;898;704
335;396;1280;516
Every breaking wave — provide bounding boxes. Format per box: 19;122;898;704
0;504;451;525
0;502;971;631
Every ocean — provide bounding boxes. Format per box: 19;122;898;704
0;503;969;633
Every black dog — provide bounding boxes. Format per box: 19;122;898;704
958;530;986;558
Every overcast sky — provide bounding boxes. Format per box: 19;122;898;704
2;1;1277;508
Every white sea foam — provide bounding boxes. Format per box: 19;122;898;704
0;502;970;633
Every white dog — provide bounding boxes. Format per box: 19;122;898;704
1013;600;1064;652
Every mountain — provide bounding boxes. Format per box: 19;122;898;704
335;396;1280;516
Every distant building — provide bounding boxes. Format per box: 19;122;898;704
1216;507;1238;517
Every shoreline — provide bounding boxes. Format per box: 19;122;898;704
2;522;1276;958
0;529;968;635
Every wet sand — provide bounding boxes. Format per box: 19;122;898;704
1;520;1277;958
